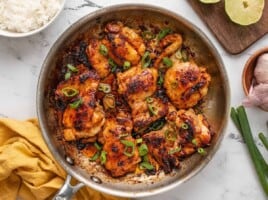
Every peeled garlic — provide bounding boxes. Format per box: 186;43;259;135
243;84;268;111
254;53;268;84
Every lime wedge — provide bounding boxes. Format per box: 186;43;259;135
225;0;265;26
199;0;220;3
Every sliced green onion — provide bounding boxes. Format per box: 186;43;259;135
103;94;115;109
150;120;165;131
69;98;83;109
143;154;149;162
61;87;79;97
100;150;107;165
157;28;171;40
98;83;111;93
108;58;117;72
181;123;189;130
148;104;158;116
197;147;207;156
136;138;143;144
138;144;148;156
65;71;71;80
123;61;131;70
89;151;100;161
181;49;188;62
141;31;155;40
141;51;151;68
146;97;154;104
140;161;154;170
99;44;108;56
175;49;183;60
94;142;102;151
119;133;129;138
168;146;181;155
121;140;135;157
157;72;164;86
164;130;177;141
162;57;173;67
192;138;198;146
67;64;78;72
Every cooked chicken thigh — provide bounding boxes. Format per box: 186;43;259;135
117;66;168;132
164;61;211;109
55;69;105;141
102;111;140;177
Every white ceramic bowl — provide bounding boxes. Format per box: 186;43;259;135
0;0;65;38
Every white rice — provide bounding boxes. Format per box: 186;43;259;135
0;0;62;33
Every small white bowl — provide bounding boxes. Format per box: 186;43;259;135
0;0;66;38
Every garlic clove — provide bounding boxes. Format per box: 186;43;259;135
254;53;268;84
243;83;268;111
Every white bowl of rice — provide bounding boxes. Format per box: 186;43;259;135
0;0;65;37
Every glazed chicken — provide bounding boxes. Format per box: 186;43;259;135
117;66;168;132
142;125;181;174
54;21;213;178
166;106;212;157
164;61;211;109
55;68;105;141
102;111;140;177
105;21;146;66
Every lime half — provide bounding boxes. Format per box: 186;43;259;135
199;0;220;3
225;0;265;26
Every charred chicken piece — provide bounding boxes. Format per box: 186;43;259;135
164;61;211;109
153;34;183;68
142;126;181;174
166;108;212;157
55;69;105;141
102;111;141;177
105;21;146;66
117;66;168;132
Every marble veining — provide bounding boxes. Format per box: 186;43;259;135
0;0;268;200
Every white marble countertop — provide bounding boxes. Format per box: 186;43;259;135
0;0;268;199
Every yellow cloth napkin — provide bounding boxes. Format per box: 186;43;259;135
0;118;127;200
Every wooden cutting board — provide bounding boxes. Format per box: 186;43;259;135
188;0;268;54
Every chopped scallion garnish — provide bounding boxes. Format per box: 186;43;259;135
100;150;107;165
168;146;181;155
146;97;154;104
120;140;135;157
140;161;154;170
157;28;171;40
89;151;100;161
65;71;71;80
99;44;108;56
94;142;102;151
98;83;111;93
197;147;206;156
136;138;143;144
181;123;189;130
123;61;131;70
164;130;177;141
162;57;173;67
141;51;151;68
61;87;79;97
69;98;83;109
138;144;148;156
148;104;158;116
108;58;117;72
67;64;78;72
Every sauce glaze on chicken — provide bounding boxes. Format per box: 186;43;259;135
53;21;213;177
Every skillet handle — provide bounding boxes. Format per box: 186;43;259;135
52;174;85;200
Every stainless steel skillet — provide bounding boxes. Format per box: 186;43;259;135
37;4;230;199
